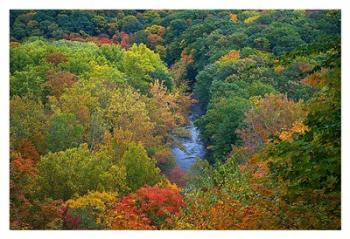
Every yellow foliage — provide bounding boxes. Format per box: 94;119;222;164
66;191;118;210
106;86;158;147
145;25;166;36
244;15;260;24
249;95;263;106
147;80;191;138
302;68;328;88
66;191;118;227
10;42;21;48
279;121;309;142
219;50;240;63
274;65;285;73
156;178;181;192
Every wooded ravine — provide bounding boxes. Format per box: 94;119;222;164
10;10;340;229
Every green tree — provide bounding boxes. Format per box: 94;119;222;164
37;144;127;200
268;68;340;194
262;23;305;55
120;142;162;191
122;43;169;93
196;96;251;162
10;95;47;154
10;66;48;98
47;112;84;152
121;15;142;33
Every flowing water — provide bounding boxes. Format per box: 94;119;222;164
171;104;206;171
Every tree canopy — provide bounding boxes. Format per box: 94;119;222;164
10;10;341;230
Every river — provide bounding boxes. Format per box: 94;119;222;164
171;104;206;171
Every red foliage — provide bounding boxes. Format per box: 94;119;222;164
15;139;40;161
97;34;112;45
168;166;187;187
112;31;129;48
111;200;155;229
61;205;81;229
40;199;64;221
120;32;129;48
131;185;184;223
10;157;37;208
10;158;64;229
112;185;184;228
111;34;118;42
10;157;37;178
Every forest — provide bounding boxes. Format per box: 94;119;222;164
9;10;341;230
